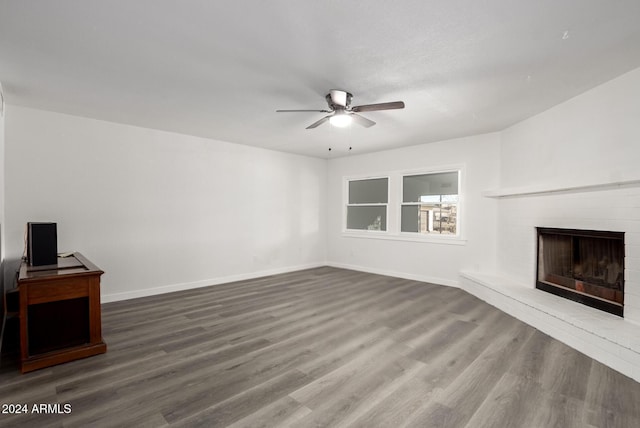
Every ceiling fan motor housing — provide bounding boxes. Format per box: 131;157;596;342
327;90;352;110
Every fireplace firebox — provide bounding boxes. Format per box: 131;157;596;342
536;227;624;317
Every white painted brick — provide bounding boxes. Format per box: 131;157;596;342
617;346;640;367
625;293;639;308
625;293;640;308
618;195;640;207
624;231;640;245
625;257;640;268
625;244;640;258
624;269;640;283
607;208;640;222
624;305;640;325
626;281;640;292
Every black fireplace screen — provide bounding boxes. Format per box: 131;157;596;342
536;228;624;316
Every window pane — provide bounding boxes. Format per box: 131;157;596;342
401;203;457;234
347;206;387;231
403;172;458;202
349;178;388;204
420;194;459;204
401;205;419;232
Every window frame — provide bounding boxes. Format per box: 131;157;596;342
344;175;390;234
342;166;465;245
399;169;461;238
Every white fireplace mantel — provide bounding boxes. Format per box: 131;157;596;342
483;177;640;199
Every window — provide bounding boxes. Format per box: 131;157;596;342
346;177;388;231
401;171;459;235
343;169;463;242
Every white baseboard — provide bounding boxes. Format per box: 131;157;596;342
101;262;326;303
103;261;460;304
326;261;459;288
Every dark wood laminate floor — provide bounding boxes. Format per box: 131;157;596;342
2;267;640;427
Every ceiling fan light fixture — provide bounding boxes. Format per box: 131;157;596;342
329;113;352;128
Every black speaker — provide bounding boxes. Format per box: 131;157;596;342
28;222;58;266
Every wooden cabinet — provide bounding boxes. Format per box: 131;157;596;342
17;252;107;373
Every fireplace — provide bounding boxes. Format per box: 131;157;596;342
536;227;624;317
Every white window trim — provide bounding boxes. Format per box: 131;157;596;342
342;230;467;245
399;168;462;239
342;165;466;245
344;175;390;233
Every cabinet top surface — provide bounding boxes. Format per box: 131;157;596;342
18;252;103;282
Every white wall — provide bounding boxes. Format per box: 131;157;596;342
326;133;501;286
497;66;640;323
4;106;327;301
501;67;640;189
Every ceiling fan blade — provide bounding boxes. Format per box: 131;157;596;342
306;116;331;129
276;109;331;113
351;101;405;113
351;113;376;128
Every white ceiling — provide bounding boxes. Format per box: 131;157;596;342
1;1;640;158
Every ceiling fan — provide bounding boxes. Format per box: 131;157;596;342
276;90;405;129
